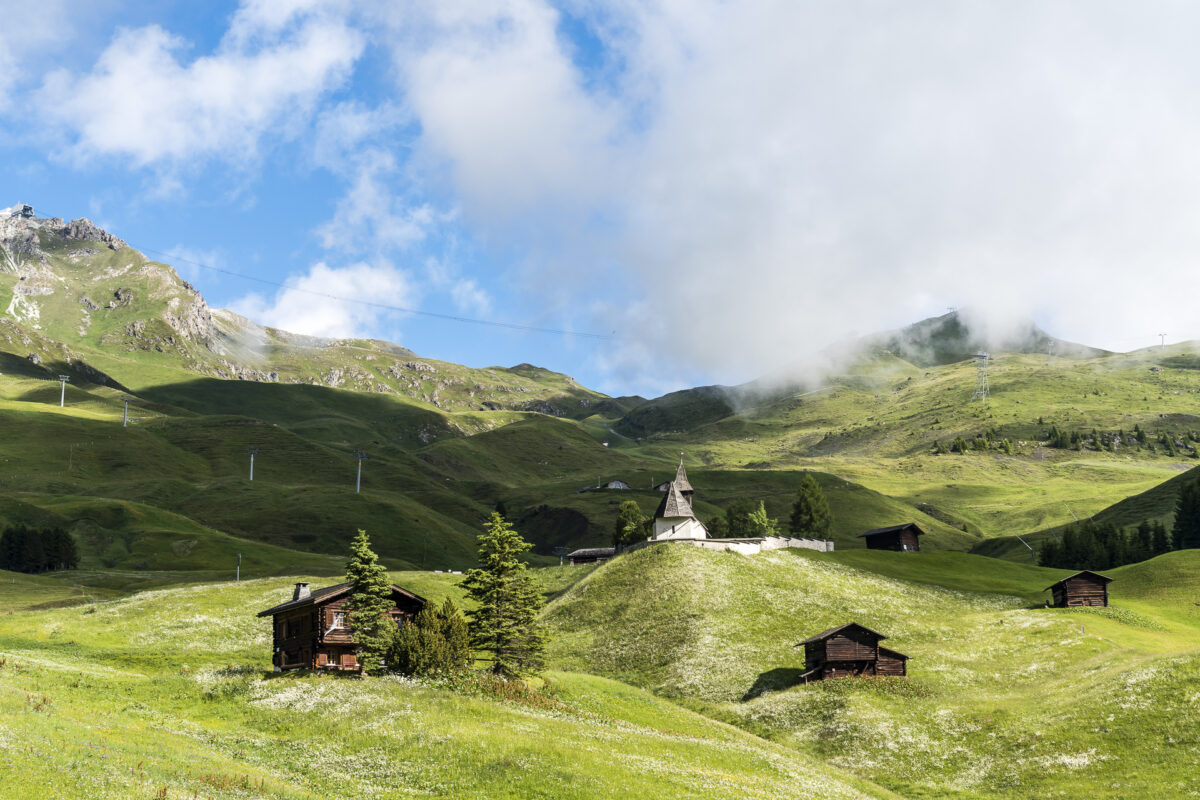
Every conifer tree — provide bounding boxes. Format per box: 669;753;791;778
461;513;546;678
344;529;394;673
389;598;471;677
789;473;831;538
1172;479;1200;550
1152;520;1171;555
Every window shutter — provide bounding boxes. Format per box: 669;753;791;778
342;653;357;667
317;652;327;666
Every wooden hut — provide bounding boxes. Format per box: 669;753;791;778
566;547;615;565
257;581;426;672
858;523;925;552
1046;570;1112;608
797;622;908;682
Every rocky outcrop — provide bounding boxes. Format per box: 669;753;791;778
60;218;126;250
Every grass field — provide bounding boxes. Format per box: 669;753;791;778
0;569;899;800
542;545;1200;799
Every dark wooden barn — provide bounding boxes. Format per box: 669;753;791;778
566;547;615;565
797;622;908;682
1046;570;1112;608
257;581;426;672
858;523;925;552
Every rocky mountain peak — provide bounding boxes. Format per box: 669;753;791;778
1;204;127;255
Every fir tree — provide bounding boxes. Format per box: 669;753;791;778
1172;479;1200;549
1152;520;1172;555
705;515;728;537
612;500;649;548
344;529;394;673
389;598;471;677
788;473;831;538
461;513;546;678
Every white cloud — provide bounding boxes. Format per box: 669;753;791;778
450;278;492;316
314;149;436;252
228;261;416;339
38;2;362;167
376;1;1200;389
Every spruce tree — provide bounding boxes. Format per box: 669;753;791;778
390;597;471;677
1172;480;1200;550
724;498;759;537
789;473;831;538
344;529;394;673
461;513;546;678
1152;520;1171;555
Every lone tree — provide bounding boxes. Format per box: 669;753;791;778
789;473;831;538
613;500;649;547
461;512;546;678
344;529;394;673
1173;479;1200;550
390;597;471;677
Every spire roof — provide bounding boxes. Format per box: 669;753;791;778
655;481;696;519
674;456;693;494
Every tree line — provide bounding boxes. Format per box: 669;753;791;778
0;526;80;574
1038;476;1200;570
611;472;832;547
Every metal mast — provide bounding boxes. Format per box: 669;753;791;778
58;375;70;407
245;447;259;481
971;353;992;403
353;449;369;493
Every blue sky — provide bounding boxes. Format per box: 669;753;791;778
5;2;1200;398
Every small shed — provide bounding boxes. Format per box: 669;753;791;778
859;523;925;552
797;622;908;682
567;547;615;565
1046;570;1112;608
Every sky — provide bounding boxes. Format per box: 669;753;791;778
3;1;1200;399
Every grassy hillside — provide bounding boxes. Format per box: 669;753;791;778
0;572;897;800
543;545;1200;799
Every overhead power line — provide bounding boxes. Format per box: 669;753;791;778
138;246;615;341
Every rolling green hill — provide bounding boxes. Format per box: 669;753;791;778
0;569;899;800
3;543;1197;798
4;204;1200;578
543;545;1200;799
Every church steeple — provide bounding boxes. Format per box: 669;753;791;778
674;454;694;498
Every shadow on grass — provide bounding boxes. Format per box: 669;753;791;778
742;667;807;701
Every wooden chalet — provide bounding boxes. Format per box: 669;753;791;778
1046;570;1112;608
257;581;426;672
797;622;908;682
566;547;615;565
859;523;925;552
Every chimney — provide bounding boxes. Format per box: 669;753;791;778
292;582;310;601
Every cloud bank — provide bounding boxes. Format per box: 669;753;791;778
378;1;1200;387
26;1;1200;394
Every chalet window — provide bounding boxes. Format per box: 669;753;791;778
332;611;346;629
286;619;301;638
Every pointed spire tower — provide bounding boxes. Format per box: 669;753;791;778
673;454;694;500
652;454;708;540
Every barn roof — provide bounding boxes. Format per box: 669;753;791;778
878;646;909;660
1044;570;1114;591
858;523;926;538
256;582;426;617
655;481;696;519
567;547;616;558
797;621;888;645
